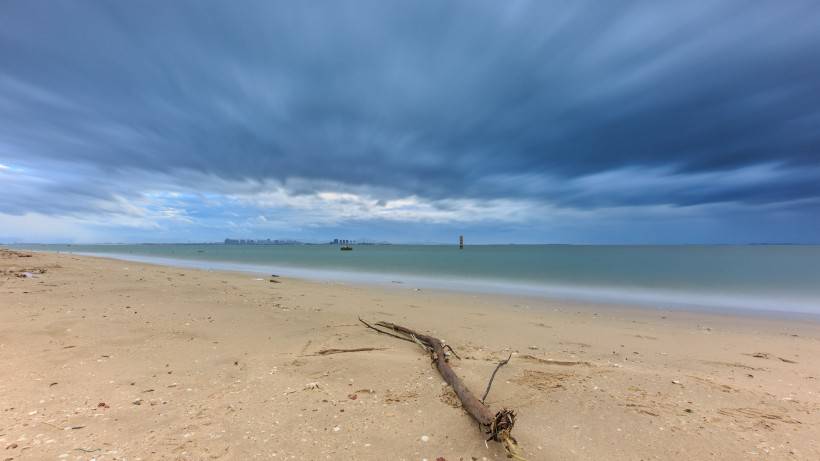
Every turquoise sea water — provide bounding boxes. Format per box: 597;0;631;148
13;244;820;314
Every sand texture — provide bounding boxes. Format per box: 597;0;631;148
1;249;819;460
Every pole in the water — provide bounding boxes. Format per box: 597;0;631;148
459;235;464;249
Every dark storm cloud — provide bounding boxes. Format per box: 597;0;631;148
1;0;819;215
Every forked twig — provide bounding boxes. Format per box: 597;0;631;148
358;317;416;344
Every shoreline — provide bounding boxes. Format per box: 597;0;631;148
2;249;820;460
26;248;820;319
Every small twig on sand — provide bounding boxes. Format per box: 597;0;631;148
482;353;512;403
444;344;461;360
311;347;387;356
520;354;591;366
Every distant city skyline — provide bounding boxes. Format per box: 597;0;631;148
224;238;366;245
1;1;819;244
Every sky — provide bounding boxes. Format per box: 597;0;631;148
1;1;819;244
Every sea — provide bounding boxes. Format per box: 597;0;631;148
12;244;820;315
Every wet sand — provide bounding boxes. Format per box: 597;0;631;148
1;249;819;460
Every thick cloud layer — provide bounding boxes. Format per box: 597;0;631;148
0;0;818;242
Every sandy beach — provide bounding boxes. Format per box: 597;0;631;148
1;248;819;460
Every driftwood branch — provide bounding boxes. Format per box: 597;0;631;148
360;317;527;460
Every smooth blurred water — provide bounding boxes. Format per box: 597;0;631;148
14;244;820;314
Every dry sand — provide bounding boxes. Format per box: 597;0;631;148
1;248;819;460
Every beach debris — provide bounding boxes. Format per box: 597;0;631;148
744;352;798;364
0;249;32;258
269;279;280;283
360;318;527;460
671;380;682;385
132;398;143;405
304;382;321;390
420;435;430;442
351;388;375;397
0;262;48;279
311;347;387;356
717;407;801;425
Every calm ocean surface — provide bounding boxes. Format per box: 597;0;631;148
15;244;820;314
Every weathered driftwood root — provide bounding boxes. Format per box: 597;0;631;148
359;318;527;460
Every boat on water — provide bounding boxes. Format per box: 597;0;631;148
340;244;353;251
